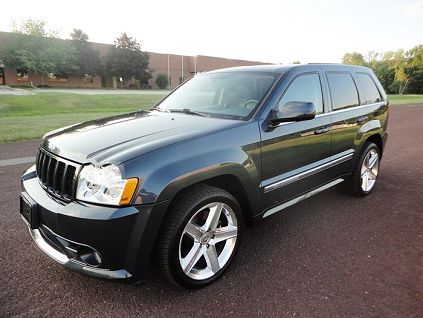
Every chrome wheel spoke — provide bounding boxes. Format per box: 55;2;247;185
211;225;237;244
203;202;224;231
185;222;203;240
361;169;367;178
205;245;220;273
368;153;378;169
181;242;204;274
362;172;369;190
368;170;377;180
365;154;370;168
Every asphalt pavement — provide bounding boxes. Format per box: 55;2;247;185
0;105;422;317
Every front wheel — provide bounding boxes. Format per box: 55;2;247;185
346;142;380;196
158;185;242;289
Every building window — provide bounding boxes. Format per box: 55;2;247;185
17;69;29;82
48;73;69;83
83;74;94;83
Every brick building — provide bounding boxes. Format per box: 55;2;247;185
0;31;267;89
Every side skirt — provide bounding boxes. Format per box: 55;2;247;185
262;178;344;218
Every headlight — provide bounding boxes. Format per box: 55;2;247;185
76;164;138;206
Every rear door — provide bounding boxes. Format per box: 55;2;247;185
260;69;332;209
324;70;383;178
326;71;361;156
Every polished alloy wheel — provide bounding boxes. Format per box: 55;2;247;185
360;149;379;192
178;202;238;280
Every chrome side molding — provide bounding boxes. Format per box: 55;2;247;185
264;152;353;193
262;178;344;218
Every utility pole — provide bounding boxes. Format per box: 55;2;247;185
167;54;170;89
181;55;184;83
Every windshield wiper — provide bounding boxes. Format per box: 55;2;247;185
168;108;206;117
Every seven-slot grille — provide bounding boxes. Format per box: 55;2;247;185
35;149;80;201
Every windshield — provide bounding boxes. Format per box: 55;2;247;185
156;72;278;120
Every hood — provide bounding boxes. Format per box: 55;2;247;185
41;110;241;165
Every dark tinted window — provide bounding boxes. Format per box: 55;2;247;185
355;73;382;105
327;72;359;110
278;73;323;114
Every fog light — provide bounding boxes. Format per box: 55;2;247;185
77;246;102;267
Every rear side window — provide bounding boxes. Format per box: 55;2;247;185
355;73;382;105
278;73;323;114
327;72;359;110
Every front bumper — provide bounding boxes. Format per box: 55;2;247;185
22;217;131;279
20;165;170;281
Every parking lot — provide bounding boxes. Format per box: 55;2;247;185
0;105;422;317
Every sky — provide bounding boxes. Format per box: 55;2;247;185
0;0;422;64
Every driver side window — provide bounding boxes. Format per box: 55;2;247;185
277;73;323;114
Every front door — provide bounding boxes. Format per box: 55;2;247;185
260;71;332;210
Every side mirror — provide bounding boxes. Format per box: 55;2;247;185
269;101;316;126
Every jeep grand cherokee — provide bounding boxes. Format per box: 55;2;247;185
20;64;388;288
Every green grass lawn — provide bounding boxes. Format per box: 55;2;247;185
0;93;164;143
0;93;422;143
387;94;423;105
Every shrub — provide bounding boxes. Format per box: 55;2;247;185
156;74;168;89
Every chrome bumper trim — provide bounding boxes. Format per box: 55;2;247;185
23;217;132;280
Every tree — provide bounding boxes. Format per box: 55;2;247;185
106;33;151;87
12;18;58;37
403;45;423;94
70;29;102;76
0;19;77;79
341;47;423;94
114;33;141;51
156;74;168;89
342;52;366;66
407;45;423;67
70;28;88;42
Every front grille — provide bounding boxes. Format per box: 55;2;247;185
36;149;80;201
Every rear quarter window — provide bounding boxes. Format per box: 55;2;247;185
355;72;382;105
327;72;359;111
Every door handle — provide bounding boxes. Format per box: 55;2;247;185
357;115;368;123
314;126;330;135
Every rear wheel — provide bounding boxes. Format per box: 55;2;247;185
346;142;380;196
159;185;242;288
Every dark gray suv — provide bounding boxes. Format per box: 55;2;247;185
20;64;388;288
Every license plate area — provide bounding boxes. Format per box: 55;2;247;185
20;192;38;228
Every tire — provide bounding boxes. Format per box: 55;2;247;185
158;184;242;289
346;142;380;196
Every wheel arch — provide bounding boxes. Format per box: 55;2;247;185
356;118;385;158
160;173;256;228
365;133;383;156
